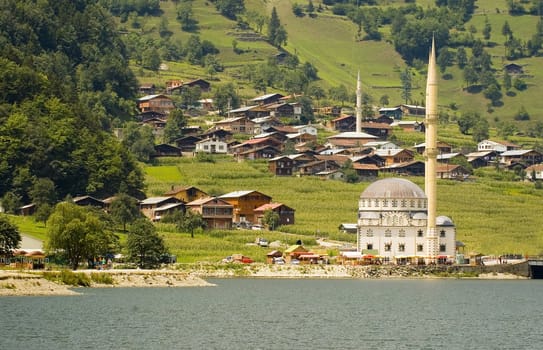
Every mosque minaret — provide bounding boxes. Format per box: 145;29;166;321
356;71;362;133
355;39;456;265
424;38;439;263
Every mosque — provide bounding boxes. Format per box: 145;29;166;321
356;40;457;264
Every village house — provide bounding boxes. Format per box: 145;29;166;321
231;137;284;156
351;154;385;167
526;164;543;180
237;146;281;160
478;139;520;153
263;102;295;117
500;149;543;166
250;93;284;106
73;195;105;208
153;144;182;157
139;196;184;221
380;160;425;176
293;124;318;136
137;94;175;114
185;197;234;230
315;169;345;180
326;131;378;148
374;115;395;124
392;120;424;132
254;202;295;226
437;152;467;164
414;141;453;154
252;116;283;134
174;135;202;153
227;105;270;120
298;159;340;176
374;148;415;166
504;63;524;75
399;104;425;117
218;190;272;224
164;186;208;203
363;141;398;150
195;138;229;154
213;116;255;134
466;151;500;168
138;83;156;95
184;78;211;92
200;129;233;141
353;163;380;179
436;164;471;180
284;245;309;264
268;155;295;176
286;132;317;145
136;110;167;122
378;107;403;120
315;105;341;117
360;122;392;139
197;98;214;111
331;115;356;132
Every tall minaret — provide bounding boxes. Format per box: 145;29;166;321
356;71;362;133
425;38;439;263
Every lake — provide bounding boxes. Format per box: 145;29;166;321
1;278;542;349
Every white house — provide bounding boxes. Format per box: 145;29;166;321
195;138;228;154
526;164;543;180
478;139;520;153
293;124;318;136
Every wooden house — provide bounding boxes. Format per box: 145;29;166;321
237;146;281;160
298;159;340;176
250;93;284;106
414;141;453;154
73;195;104;208
331;115;356;132
266;250;284;264
286;132;317;144
437;152;467;164
378;107;403;120
139;196;183;221
138;83;156;95
227;105;270;119
399;104;425;117
213;116;255;135
436;164;471;180
353;163;379;179
293;125;318;136
360;122;392;139
136;110;167;122
504;63;524;75
374;149;415;166
231;137;283;155
185;197;233;230
380;160;425;176
315;169;345;180
263;102;295;117
184;78;211;92
284;245;309;263
164;186;208;203
268;156;295;176
174;135;202;152
197;98;214;111
500;150;542;166
374;115;394;124
153;144;182;157
201;129;233;141
254;202;295;226
252;116;283;134
466;151;499;168
18;203;36;216
316;106;341;117
137;94;175;114
218;190;272;224
326;132;378;148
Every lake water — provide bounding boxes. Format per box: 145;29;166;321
1;278;542;349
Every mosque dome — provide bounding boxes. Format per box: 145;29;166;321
361;178;426;199
436;216;454;226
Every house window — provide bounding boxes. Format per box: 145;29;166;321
398;243;405;252
417;230;423;237
417;244;424;252
440;244;446;252
367;244;373;250
384;243;391;252
385;229;392;237
440;230;446;238
204;145;209;150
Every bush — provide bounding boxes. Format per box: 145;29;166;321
43;270;91;287
90;273;115;285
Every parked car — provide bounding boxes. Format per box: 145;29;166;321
273;257;285;265
251;224;264;231
256;237;268;247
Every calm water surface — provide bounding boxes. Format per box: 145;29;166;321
1;278;542;349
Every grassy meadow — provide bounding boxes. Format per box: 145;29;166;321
144;154;543;259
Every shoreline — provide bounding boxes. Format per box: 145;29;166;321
0;264;529;296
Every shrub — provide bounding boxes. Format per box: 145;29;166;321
90;273;115;285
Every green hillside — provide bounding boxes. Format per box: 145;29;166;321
126;0;543;130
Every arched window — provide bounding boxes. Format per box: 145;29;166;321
399;229;406;237
385;229;392;237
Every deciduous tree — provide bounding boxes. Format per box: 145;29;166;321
127;218;167;268
0;215;21;256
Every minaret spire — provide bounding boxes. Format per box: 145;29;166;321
356;70;362;133
425;37;439;264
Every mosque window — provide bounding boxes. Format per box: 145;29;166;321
385;243;391;251
399;229;406;237
440;230;446;238
401;200;407;208
398;243;405;252
439;244;446;252
383;199;388;206
385;229;392;237
417;230;423;237
374;199;379;207
417;200;422;208
410;200;415;208
417;244;424;252
366;229;373;237
392;199;397;207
